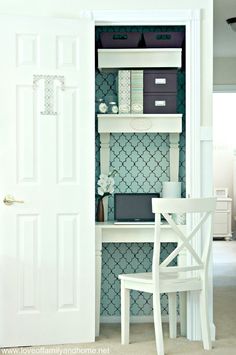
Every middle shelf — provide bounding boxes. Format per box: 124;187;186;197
97;113;182;133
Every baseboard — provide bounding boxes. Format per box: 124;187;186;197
211;322;216;341
100;315;178;324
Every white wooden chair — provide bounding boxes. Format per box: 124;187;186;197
118;197;216;355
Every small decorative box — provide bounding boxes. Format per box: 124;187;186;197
144;69;177;93
100;32;141;48
143;32;184;48
143;93;177;114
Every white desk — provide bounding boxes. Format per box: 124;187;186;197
95;222;186;336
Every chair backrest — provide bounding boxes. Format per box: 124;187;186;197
151;197;217;280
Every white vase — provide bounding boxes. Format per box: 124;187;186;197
162;182;185;225
162;181;181;198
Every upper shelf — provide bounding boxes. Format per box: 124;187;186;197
98;114;182;134
98;48;182;70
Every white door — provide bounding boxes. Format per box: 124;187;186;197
0;16;95;346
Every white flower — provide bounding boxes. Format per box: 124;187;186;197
99;174;107;181
97;172;116;197
97;179;107;189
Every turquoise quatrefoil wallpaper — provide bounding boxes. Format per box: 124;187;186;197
95;26;185;317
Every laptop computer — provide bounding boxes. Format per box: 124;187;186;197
114;193;160;224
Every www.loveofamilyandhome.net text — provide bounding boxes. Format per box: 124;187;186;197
0;347;110;355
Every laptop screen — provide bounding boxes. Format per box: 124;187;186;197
114;193;160;222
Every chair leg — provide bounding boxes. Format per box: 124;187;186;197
199;288;212;350
179;291;187;336
153;292;165;355
121;280;130;345
168;292;177;338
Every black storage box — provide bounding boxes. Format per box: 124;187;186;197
144;70;177;93
144;93;177;114
100;32;142;48
143;32;184;48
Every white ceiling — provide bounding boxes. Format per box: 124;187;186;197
214;0;236;57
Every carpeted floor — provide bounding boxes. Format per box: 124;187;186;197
1;240;235;355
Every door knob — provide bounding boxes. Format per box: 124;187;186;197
3;195;24;206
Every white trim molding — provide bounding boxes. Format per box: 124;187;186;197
184;12;203;343
200;126;213;142
91;9;200;24
200;126;215;341
200;127;213;197
101;315;175;324
185;12;201;199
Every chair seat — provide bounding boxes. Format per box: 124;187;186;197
119;272;202;293
119;272;153;283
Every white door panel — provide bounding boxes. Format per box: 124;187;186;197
0;16;95;346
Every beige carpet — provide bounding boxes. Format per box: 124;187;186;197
1;241;236;355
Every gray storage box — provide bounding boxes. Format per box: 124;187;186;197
100;32;141;48
144;70;177;93
144;93;177;114
143;32;184;48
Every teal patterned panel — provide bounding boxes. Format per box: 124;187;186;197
101;242;177;316
95;26;185;317
108;132;169;219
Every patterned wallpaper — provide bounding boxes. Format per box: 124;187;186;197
95;26;185;317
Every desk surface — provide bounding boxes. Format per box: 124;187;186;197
96;221;171;228
95;221;184;243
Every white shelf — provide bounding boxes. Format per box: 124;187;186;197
97;114;182;133
98;48;182;70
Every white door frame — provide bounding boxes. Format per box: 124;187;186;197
84;9;209;341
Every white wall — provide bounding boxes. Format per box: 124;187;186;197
0;0;213;126
213;60;236;233
214;57;236;85
0;0;213;16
